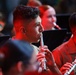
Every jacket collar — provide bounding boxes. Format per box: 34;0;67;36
67;37;76;54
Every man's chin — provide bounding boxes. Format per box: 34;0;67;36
33;39;40;43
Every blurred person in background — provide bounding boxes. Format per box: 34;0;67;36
52;12;76;75
27;0;42;7
0;0;21;36
0;0;28;37
38;5;61;31
0;40;38;75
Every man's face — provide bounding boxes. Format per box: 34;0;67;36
24;16;44;43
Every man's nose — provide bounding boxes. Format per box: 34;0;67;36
40;24;44;32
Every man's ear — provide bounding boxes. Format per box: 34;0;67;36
17;61;23;72
20;27;26;34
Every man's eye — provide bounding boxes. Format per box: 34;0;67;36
36;23;40;26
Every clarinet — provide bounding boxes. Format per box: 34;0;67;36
53;22;61;30
64;59;76;75
40;33;47;70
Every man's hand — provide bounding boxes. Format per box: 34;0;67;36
60;62;73;75
37;45;62;75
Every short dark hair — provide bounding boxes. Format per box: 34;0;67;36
0;40;34;73
13;5;40;21
69;12;76;28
